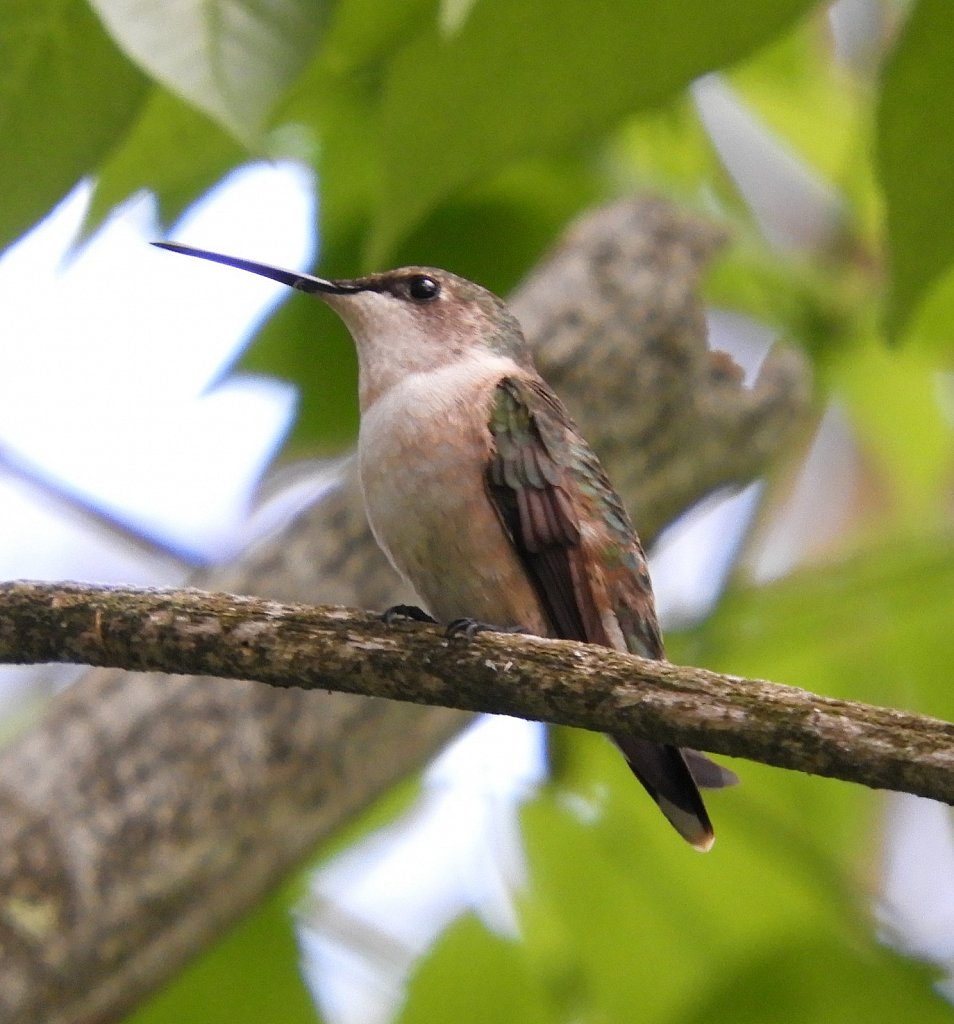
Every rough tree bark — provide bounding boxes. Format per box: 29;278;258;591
0;197;810;1024
3;582;954;804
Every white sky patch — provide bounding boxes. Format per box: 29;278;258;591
649;308;774;629
692;74;843;253
299;716;545;1024
0;162;316;564
878;793;954;997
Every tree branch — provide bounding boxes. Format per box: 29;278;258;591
3;581;952;804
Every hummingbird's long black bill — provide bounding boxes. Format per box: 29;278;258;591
151;241;360;295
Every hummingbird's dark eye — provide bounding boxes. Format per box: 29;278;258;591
406;274;440;301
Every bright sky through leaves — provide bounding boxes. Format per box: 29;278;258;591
0;161;315;568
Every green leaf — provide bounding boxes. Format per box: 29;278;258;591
0;0;148;253
523;732;865;1024
891;262;954;351
829;332;952;527
689;537;954;719
610;94;731;206
316;0;435;73
877;0;954;341
390;159;602;295
236;287;360;455
679;936;948;1024
277;0;438;261
83;88;245;240
512;536;954;1022
125;881;319;1024
396;915;554;1024
728;13;861;190
281;69;384;265
86;0;328;145
370;0;818;261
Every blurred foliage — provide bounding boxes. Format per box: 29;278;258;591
86;0;327;146
125;879;321;1024
4;0;954;1021
0;0;148;253
395;916;554;1024
395;538;954;1024
79;89;246;245
878;0;954;342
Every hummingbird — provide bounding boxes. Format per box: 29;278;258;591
154;241;737;849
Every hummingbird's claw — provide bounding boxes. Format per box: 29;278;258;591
381;604;437;625
445;618;532;639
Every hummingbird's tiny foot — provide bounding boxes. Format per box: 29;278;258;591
445;618;531;639
381;604;437;625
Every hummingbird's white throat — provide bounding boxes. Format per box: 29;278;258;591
325;288;510;411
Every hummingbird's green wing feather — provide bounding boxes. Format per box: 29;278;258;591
485;377;734;849
486;375;662;652
486;376;606;645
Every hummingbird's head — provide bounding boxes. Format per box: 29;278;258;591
152;244;532;407
321;267;531;394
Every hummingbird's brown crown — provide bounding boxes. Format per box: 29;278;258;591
333;266;532;367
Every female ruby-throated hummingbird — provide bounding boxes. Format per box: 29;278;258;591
154;241;737;849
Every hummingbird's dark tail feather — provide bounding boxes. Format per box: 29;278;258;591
613;736;719;852
682;748;739;790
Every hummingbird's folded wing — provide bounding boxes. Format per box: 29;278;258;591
486;376;605;644
484;375;732;848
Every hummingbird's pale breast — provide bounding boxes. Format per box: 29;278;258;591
358;354;549;631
